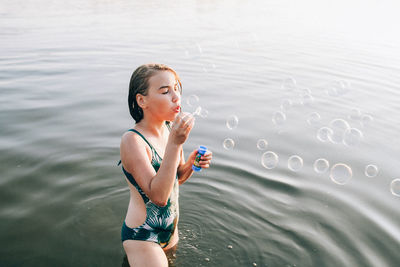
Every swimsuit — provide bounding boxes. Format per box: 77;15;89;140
120;128;179;248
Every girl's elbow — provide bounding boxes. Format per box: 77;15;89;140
148;184;168;206
153;198;168;207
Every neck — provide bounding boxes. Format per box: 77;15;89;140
136;117;166;138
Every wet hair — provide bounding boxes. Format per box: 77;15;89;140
128;63;182;123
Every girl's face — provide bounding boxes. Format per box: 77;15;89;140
143;70;181;121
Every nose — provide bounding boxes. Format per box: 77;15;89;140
172;89;180;103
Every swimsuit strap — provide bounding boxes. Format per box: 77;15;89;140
128;129;154;151
166;121;171;131
117;124;169;166
127;129;162;160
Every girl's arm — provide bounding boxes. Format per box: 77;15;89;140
177;149;195;185
177;148;213;185
120;113;194;206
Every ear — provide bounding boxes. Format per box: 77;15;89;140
136;93;147;109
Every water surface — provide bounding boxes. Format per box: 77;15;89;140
1;0;400;266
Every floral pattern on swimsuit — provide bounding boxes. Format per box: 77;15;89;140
127;180;179;247
121;128;179;248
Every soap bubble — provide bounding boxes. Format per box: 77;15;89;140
282;77;297;91
223;138;235;150
341;80;351;88
330;163;352;185
348;108;362;120
326;87;338;97
343;128;363;147
186;94;199;107
300;94;314;106
365;164;379;178
307;112;321;126
226;115;239;130
288;155;303;172
272;111;286;126
317;127;333;142
327;80;350;96
328;119;350;144
361;114;374;127
280;99;293;111
256;139;268;150
390;179;400;197
302;88;312;95
333;80;344;88
261;151;279;169
337;80;350;95
313;158;329;174
200;108;208;118
192;106;202;116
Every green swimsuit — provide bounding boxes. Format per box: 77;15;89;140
120;128;179;248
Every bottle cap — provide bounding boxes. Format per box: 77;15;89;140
192;165;202;172
198;145;207;154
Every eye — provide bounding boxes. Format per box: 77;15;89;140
162;89;169;94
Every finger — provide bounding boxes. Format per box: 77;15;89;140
183;116;195;132
188;149;198;160
181;113;194;128
172;113;182;128
204;151;212;157
199;163;210;169
174;114;189;129
201;152;212;159
179;112;191;121
181;112;192;119
180;111;191;117
188;116;195;128
199;160;210;166
200;157;211;162
201;156;212;161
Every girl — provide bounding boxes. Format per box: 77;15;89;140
119;63;213;266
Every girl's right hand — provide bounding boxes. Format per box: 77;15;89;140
169;112;195;145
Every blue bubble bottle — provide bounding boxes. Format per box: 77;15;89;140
192;145;207;172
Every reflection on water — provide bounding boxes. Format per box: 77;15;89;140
1;0;400;266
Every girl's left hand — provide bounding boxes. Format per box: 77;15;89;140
188;149;213;169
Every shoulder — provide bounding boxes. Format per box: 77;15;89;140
121;130;140;146
120;131;140;151
120;130;152;166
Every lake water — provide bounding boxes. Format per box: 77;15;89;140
1;0;400;266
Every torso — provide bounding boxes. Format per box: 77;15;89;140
121;126;180;248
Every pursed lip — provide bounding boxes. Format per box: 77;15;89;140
173;106;181;113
